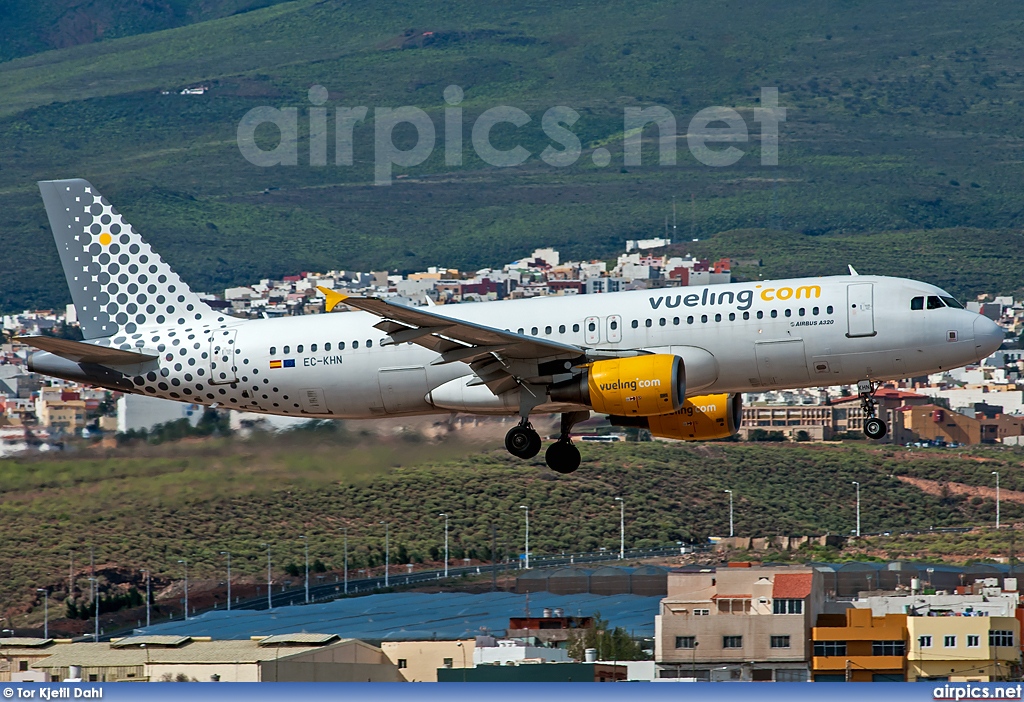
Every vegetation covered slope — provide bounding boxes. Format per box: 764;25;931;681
2;435;1024;617
1;0;1024;311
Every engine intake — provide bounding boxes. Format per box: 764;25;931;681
549;354;685;416
611;393;742;440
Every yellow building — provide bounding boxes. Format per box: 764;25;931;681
380;640;475;682
811;609;907;682
37;399;87;432
906;616;1020;682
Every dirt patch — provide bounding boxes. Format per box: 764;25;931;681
898;475;1024;503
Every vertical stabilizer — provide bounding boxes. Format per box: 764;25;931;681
38;179;219;339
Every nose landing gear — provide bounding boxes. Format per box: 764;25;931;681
858;380;888;440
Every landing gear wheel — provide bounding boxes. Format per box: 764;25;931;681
505;424;542;459
864;417;888;440
545;440;581;474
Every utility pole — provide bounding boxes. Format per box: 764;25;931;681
177;559;188;620
614;497;625;560
36;589;48;639
724;490;734;538
88;576;99;642
141;569;151;627
439;513;449;578
852;481;861;537
68;551;74;599
220;552;232;611
993;471;1001;529
262;543;272;610
341;527;348;595
491;523;498;592
519;505;530;569
300;535;309;604
380;522;389;588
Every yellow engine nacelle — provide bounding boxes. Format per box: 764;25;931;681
611;393;742;440
549;354;685;416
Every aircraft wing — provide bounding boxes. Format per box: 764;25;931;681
319;288;586;395
16;336;159;365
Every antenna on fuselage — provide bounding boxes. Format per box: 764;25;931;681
848;265;859;276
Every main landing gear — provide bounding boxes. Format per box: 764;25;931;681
858;380;888;440
505;419;542;459
503;411;589;474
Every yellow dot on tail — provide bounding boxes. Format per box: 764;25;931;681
99;232;112;246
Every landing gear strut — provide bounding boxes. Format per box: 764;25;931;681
505;419;541;459
858;380;888;440
545;411;589;474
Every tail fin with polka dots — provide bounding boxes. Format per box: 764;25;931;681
39;179;218;339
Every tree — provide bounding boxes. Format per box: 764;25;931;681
566;612;648;661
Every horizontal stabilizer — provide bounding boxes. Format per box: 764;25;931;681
16;336;158;365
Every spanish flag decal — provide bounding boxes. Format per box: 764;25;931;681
270;360;282;369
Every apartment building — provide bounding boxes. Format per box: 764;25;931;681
906;616;1020;682
811;609;908;682
655;566;825;681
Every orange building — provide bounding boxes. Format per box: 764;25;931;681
900;405;981;446
811;609;907;682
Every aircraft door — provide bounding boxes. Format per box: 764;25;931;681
209;329;238;384
378;366;431;414
846;283;876;338
584;316;601;345
607;315;622;343
754;339;810;388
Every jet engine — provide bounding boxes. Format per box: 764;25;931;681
611;393;742;440
549;354;685;416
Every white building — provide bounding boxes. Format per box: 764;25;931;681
473;640;571;666
117;395;202;434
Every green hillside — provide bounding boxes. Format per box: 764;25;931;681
2;0;1024;311
2;434;1023;617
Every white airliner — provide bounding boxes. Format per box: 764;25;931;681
24;179;1004;473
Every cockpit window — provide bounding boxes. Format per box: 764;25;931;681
911;296;924;310
927;295;945;309
940;296;964;309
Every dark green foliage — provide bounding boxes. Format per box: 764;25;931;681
567;612;648;661
1;0;1024;311
116;409;230;445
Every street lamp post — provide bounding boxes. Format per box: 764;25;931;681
993;471;1001;529
177;559;188;620
262;543;272;610
691;641;700;679
36;589;48;639
220;552;231;611
439;513;449;578
614;498;625;560
852;481;861;537
141;569;151;627
724;490;734;538
87;576;99;642
300;535;310;604
340;527;349;595
519;505;530;569
380;522;389;588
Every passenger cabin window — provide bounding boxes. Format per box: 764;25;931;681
610;320;619;330
559;325;566;333
714;313;722;322
687;316;694;324
631;320;638;329
911;296;925;310
353;341;359;349
283;345;290;354
588;321;597;332
927;295;945;309
573;324;580;333
770;310;778;319
311;343;317;352
366;339;373;347
659;318;666;326
645;319;653;328
756;311;764;319
338;342;345;350
270;346;277;355
531;327;538;335
297;345;304;353
325;343;331;351
545;326;552;334
518;328;524;335
826;305;834;314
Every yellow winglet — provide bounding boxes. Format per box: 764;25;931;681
317;286;349;312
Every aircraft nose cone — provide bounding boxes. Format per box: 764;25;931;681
974;315;1004;358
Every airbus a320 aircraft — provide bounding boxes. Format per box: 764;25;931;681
23;179;1004;473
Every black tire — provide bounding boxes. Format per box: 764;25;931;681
545;441;581;474
864;417;887;440
505;425;542;459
